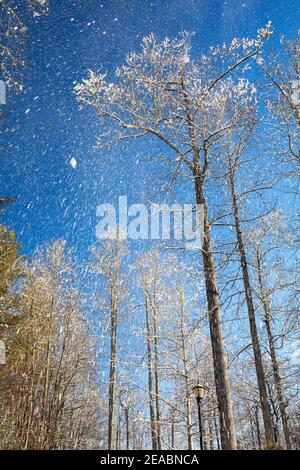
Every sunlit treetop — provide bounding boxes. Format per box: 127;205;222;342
74;23;272;175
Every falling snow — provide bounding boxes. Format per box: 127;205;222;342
1;0;299;453
69;157;77;169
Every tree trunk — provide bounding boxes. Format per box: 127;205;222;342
249;409;256;449
152;285;162;450
207;393;215;450
194;170;237;450
145;294;157;450
125;407;129;450
256;250;292;449
213;407;221;450
228;163;274;447
40;289;55;449
171;421;175;450
108;283;117;449
181;78;236;450
115;404;120;450
255;405;262;449
179;287;193;450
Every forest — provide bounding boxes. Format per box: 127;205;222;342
0;0;299;451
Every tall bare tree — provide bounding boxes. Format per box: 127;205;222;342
92;239;126;449
75;27;272;448
263;30;300;179
223;131;275;446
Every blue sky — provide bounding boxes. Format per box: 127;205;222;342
1;0;299;261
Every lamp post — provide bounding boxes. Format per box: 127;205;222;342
193;383;205;450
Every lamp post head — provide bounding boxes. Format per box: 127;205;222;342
193;383;205;400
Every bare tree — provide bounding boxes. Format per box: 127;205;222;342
75;27;272;448
138;251;162;449
249;213;293;448
92;239;126;449
0;240;103;450
263;30;300;179
223;130;275;446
